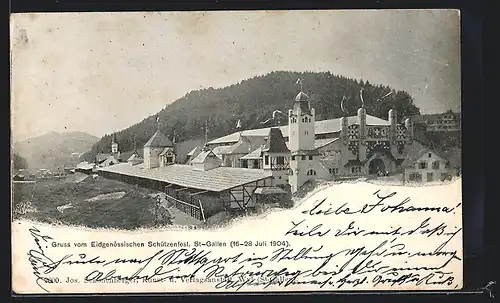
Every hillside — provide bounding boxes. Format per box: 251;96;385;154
81;71;421;161
14;131;99;170
12;154;28;170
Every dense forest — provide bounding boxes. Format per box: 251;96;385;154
81;71;421;161
12;154;28;170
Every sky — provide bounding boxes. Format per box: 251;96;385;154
10;10;460;142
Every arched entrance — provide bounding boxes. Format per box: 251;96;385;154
369;158;386;175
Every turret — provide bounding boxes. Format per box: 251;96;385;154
389;109;399;156
111;134;118;154
405;118;413;144
357;107;367;161
341;116;348;145
388;109;397;144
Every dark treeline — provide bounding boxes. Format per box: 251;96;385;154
81;71;421;162
13;154;28;170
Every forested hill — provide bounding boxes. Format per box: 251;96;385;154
81;71;420;161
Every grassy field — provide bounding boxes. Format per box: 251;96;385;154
12;173;170;230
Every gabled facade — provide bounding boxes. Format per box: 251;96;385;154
402;141;454;182
143;130;174;169
261;128;291;187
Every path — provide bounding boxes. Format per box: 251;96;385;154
151;193;203;227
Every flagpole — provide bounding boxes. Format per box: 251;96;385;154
205;120;208;146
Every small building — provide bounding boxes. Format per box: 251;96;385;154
75;161;96;174
402;141;454;182
143;130;174;169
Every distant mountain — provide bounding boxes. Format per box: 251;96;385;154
13;131;99;170
81;70;421;162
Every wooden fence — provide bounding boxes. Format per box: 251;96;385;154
165;186;206;222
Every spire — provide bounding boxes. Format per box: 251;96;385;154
296;77;304;92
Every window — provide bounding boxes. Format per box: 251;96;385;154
409;172;422;182
241;159;248;168
276;156;285;165
305;131;308;135
427;172;434;182
265;155;269;165
432;161;440;170
445;161;451;169
351;166;362;173
307;169;317;176
428;153;432;158
419;161;427;169
253;159;259;169
301;155;306;160
291;156;295;160
278;176;282;180
309;155;313;160
166;156;173;163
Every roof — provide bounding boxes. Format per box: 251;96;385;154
294;92;312;115
240;147;263;160
222;136;253;155
76;162;95;170
190;150;219;164
211;145;231;157
120;149;144;162
95;153;111;163
263;128;290;153
314;138;340;150
98;163;273;192
144;130;173;148
207;115;390;145
401;141;447;167
412;111;461;123
187;146;202;156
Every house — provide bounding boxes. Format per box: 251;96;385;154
143;130;174;169
401;141;454;182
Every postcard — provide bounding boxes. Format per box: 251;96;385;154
10;9;462;294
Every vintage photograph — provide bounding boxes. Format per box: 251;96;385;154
11;10;463;293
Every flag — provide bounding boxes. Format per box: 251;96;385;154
296;78;302;84
156;116;159;123
236;119;242;129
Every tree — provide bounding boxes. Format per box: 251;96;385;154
13;154;28;169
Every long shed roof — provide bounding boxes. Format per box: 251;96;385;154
207;115;390;145
98;163;273;192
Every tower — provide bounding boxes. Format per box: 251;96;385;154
143;118;174;169
111;133;120;160
111;133;118;154
388;109;398;156
288;84;319;193
262;128;290;187
357;107;367;162
288;92;316;152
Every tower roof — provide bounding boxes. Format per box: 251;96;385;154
295;91;309;102
262;128;290;153
144;130;173;148
293;91;312;115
